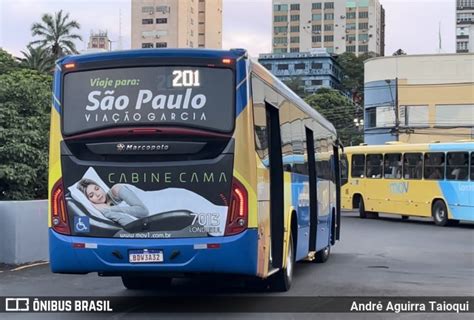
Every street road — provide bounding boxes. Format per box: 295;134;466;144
1;211;473;319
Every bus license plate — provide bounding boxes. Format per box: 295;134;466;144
129;249;163;263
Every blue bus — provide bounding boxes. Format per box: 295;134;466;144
48;49;341;291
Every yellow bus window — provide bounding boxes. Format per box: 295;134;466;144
424;153;445;180
403;153;423;180
383;153;402;179
446;152;469;181
366;154;383;179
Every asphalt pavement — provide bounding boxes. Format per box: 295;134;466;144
1;210;473;319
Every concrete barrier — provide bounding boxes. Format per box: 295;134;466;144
0;200;48;265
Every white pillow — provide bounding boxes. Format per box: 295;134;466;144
68;167;111;221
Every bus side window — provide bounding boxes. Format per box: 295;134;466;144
424;152;445;180
351;154;365;178
446;152;469;181
366;154;383;179
403;153;423;180
341;154;348;185
383;153;402;179
471;153;474;181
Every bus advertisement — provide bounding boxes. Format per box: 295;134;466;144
48;49;341;291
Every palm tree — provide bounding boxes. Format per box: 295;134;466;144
30;10;82;60
19;45;54;73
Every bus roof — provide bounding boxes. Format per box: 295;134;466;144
344;141;474;153
58;48;248;65
249;59;337;136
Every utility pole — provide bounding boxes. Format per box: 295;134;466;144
395;77;399;141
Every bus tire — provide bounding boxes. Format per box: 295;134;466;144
358;197;367;219
432;200;451;226
121;276;172;290
269;234;294;292
315;245;330;263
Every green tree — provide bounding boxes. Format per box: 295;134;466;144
283;76;306;98
336;51;377;104
0;69;52;200
30;10;82;60
19;45;55;73
305;88;363;146
0;49;20;74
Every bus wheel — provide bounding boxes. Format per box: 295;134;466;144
432;200;450;226
269;234;294;292
358;198;367;219
121;276;172;290
315;245;331;263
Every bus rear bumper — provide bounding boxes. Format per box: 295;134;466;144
49;229;258;276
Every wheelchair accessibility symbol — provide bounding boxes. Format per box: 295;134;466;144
74;217;90;233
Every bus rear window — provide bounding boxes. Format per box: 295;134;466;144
63;67;234;135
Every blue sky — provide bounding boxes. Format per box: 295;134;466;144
0;0;455;58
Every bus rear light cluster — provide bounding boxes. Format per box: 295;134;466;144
224;177;248;236
51;179;71;235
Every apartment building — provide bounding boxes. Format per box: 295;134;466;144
131;0;222;49
456;0;474;53
272;0;385;56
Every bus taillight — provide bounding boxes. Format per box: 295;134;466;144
51;179;71;235
225;178;248;236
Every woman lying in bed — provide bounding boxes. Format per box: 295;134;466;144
77;179;148;226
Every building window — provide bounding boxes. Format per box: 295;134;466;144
324;24;333;31
274;15;288;22
359;45;368;52
346;23;356;30
262;64;272;70
347;34;356;41
290;36;300;43
290;4;300;10
274;37;287;44
312;62;322;69
291;14;300;21
347;45;356;52
366;108;376;128
311;79;323;85
156;18;167;24
359;11;369;19
324;2;334;9
142;6;154;14
312;24;322;31
274;48;287;53
312;3;322;9
278;64;289;70
274;4;288;11
346;12;356;19
312;14;322;20
435;104;474;126
290;47;300;52
142;43;153;48
275;26;288;33
400;105;429;127
324;13;334;20
324;35;334;42
312;35;322;42
290;25;300;32
359;22;369;29
142;19;153;24
359;34;369;41
156;42;167;48
295;63;305;70
156;5;170;14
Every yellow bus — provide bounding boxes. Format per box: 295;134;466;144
341;142;474;226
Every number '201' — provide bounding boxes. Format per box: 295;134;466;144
172;70;200;87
